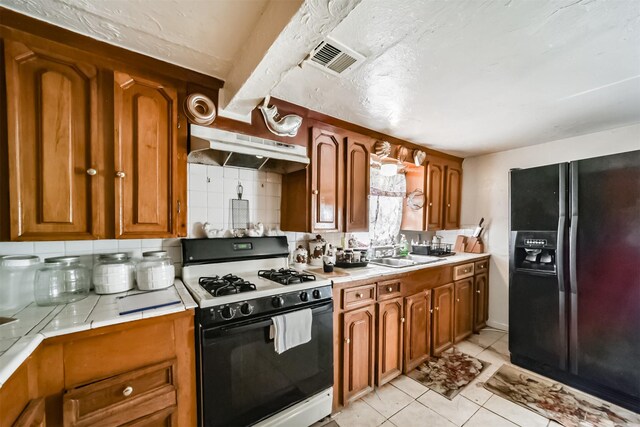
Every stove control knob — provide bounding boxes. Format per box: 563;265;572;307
299;292;309;302
220;306;236;319
272;296;284;308
312;289;321;299
240;303;254;315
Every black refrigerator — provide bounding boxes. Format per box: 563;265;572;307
509;150;640;412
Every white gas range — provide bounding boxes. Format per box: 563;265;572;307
180;236;334;427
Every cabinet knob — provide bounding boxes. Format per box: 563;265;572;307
86;168;97;176
122;386;134;397
476;290;481;294
401;317;405;323
345;338;351;344
116;171;126;178
387;286;393;292
355;293;363;299
312;189;319;195
430;309;433;314
435;306;439;311
456;298;460;302
429;202;433;206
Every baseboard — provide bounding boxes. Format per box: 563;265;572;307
487;319;509;331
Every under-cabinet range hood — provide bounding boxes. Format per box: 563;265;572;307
189;125;309;173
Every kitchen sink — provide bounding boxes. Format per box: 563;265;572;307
369;255;445;268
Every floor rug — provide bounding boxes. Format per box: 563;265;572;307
407;348;489;400
483;364;640;427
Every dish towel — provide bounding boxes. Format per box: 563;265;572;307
270;308;313;354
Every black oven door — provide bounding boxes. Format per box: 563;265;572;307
199;300;333;427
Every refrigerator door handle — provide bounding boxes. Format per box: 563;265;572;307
569;163;579;374
557;163;567;293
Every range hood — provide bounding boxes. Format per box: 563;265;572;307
189;125;309;173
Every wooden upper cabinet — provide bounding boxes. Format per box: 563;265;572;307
426;159;445;231
444;163;462;230
345;135;371;232
114;72;178;238
3;40;104;240
342;304;375;404
401;164;426;231
454;278;474;343
376;297;403;386
432;283;454;356
310;127;343;232
403;290;431;373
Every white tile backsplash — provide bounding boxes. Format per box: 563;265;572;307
187;164;282;236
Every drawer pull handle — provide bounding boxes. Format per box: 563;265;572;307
476;290;481;294
355;293;363;299
345;338;351;344
123;386;134;397
387;286;393;292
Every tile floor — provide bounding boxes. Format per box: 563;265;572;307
314;329;567;427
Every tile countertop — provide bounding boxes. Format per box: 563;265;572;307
0;280;196;388
307;252;490;284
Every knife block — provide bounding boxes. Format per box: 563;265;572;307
465;237;485;254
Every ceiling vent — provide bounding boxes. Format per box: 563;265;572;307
305;37;365;76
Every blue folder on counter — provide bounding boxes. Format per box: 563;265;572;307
116;288;181;315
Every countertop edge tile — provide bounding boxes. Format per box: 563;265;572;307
0;334;44;387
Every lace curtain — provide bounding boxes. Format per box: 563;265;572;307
369;167;406;246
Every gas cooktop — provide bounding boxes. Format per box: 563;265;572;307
258;268;316;285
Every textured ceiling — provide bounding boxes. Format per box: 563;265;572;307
2;0;639;157
0;0;273;78
272;0;640;157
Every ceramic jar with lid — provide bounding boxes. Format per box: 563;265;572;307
35;256;90;306
308;235;326;266
93;253;136;294
0;255;40;310
136;251;175;291
292;245;308;270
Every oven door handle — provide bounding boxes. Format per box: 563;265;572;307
206;300;333;337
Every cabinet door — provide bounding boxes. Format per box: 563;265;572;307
377;297;403;386
13;398;46;427
4;40;103;240
343;305;375;404
474;272;489;332
426;160;445;230
114;72;178;238
454;278;474;342
311;127;343;232
345;135;371;232
444;164;462;230
432;283;454;356
403;291;431;373
401;165;426;231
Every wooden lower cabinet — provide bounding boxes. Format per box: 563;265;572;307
343;304;376;404
0;311;195;427
376;297;403;386
474;272;489;331
454;278;474;342
403;291;431;373
63;360;177;426
12;398;46;427
432;283;454;356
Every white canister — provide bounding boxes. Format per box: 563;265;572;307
136;251;175;291
92;253;136;294
0;255;40;310
308;235;326;266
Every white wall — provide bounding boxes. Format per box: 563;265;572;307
460;123;640;330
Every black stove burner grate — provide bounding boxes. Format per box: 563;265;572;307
257;268;316;285
199;276;257;297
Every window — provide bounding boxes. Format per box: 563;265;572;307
369;167;406;246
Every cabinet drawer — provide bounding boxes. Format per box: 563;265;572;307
342;284;376;310
453;263;474;280
377;280;401;300
474;260;489;273
63;359;177;427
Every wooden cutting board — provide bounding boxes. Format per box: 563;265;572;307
304;268;350;278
